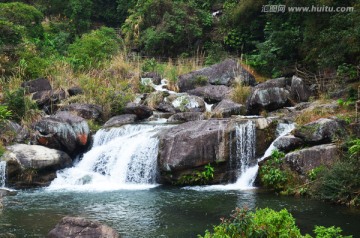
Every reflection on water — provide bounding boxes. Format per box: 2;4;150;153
1;187;359;237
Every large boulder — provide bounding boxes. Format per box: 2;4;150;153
290;76;311;102
32;111;91;156
142;72;161;85
1;144;72;188
167;112;205;123
187;85;232;104
247;78;291;115
0;120;29;145
48;216;119;238
60;103;103;121
212;99;246;118
274;135;303;153
284;144;339;175
293;118;346;145
123;103;153;120
103;114;137;128
177;59;256;92
168;94;206;112
21;78;52;93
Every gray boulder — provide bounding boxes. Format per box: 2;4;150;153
187;85;232;103
284;144;339;175
155;102;176;113
32;111;91;156
177;59;256;92
21;78;52;93
48;216;119;238
290;76;311;102
60;103;103;121
1;144;72;187
167;112;204;123
32;89;67;114
142;72;161;85
103;114;137;128
68;86;84;96
212;99;246;118
0;120;29;144
274;135;303;152
123;103;153;120
293;118;346;145
169;94;206;112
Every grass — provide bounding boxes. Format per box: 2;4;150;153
231;82;252;104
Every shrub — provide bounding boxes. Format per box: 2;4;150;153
0;105;12;122
231;82;251;104
0;20;24;47
68;27;121;70
259;150;288;191
177;164;214;185
0;2;44;39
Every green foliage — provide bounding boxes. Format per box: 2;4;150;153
178;163;214;185
0;105;12;122
0;142;5;157
259;150;288;191
68;27;121;70
200;207;351;238
142;58;158;72
307;166;325;182
3;88;38;123
194;76;208;86
348;138;360;160
313;226;351;238
0;2;44;39
67;0;92;34
0;20;24;47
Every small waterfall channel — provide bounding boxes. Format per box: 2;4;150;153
0;161;6;188
48;124;171;191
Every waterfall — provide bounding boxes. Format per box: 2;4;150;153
235;122;295;188
48;124;170;191
0;161;6;188
229;120;256;179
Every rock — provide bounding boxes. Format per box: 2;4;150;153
293;118;346;145
284;144;339;175
142;72;161;85
0;188;17;198
2;144;72;187
68;86;84;96
32;89;67;114
256;77;289;89
123;103;153;120
60;104;103;121
0;120;29;145
212;99;246;118
167;112;205;122
290;76;311;102
177;59;256;92
247;83;291;115
32;111;91;156
144;91;169;110
21;78;52;93
48;216;119;238
169;94;206;112
187;85;232;104
274;135;304;153
155;102;176;113
103;114;137;128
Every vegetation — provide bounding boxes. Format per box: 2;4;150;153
177;163;215;185
199;207;352;238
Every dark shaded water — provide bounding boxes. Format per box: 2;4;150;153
1;187;359;237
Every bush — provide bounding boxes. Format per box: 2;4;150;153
231;82;251;104
68;27;121;70
200;207;351;238
0;105;12;122
0;2;44;39
0;20;24;47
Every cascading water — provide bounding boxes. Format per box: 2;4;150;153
0;161;6;188
234;122;295;188
48;124;171;191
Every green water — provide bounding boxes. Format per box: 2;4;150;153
1;187;359;237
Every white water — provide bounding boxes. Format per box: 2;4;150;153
48;124;171;191
185;122;295;191
0;161;6;188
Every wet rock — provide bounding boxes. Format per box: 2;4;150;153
274;135;303;153
68;86;84;96
32;111;91;156
0;188;17;198
48;216;119;238
178;59;256;92
284;144;339;175
167;112;205;122
60;103;103;121
21;78;52;93
187;85;232;104
293;118;346;145
2;144;72;188
103;114;137;128
123;103;153;120
212;99;246;118
290;76;311;102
